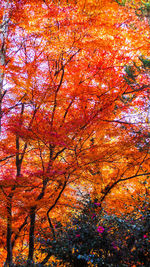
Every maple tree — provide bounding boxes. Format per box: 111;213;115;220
0;0;149;265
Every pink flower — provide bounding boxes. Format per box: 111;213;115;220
91;213;96;219
76;234;80;238
112;242;118;250
143;234;147;238
94;203;101;206
97;226;104;233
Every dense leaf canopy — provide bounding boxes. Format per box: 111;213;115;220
0;0;149;265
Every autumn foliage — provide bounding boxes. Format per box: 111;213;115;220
0;0;149;265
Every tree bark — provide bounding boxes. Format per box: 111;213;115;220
27;206;36;264
0;0;9;134
5;195;13;267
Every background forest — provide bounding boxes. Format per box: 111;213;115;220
0;0;149;266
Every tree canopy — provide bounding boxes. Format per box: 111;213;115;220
0;0;149;265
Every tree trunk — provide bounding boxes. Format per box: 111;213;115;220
5;195;13;267
0;0;9;134
27;206;36;264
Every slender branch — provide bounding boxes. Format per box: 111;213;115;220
12;216;28;248
123;84;150;95
47;180;67;216
62;98;74;124
53;147;66;160
40;181;67;265
51;67;64;127
120;172;150;182
100;172;150;203
0;154;15;163
47;215;56;241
